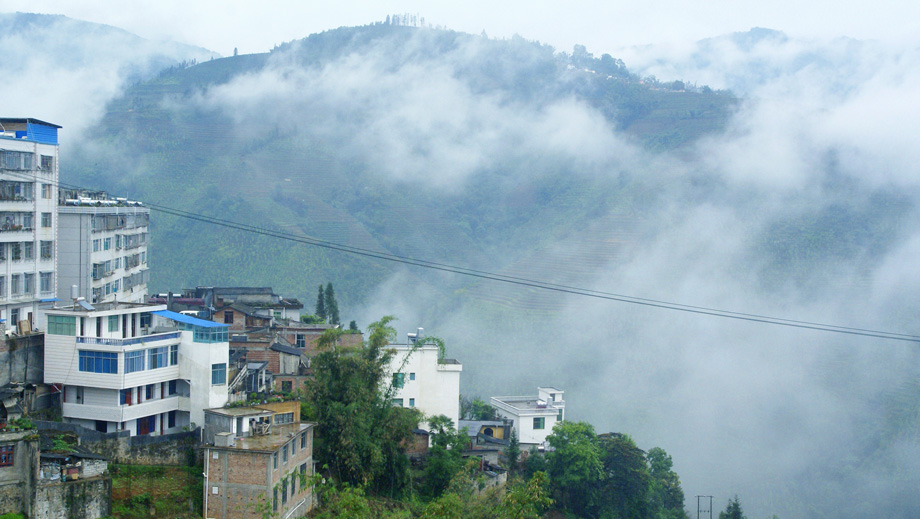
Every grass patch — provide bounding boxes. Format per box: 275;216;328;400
110;464;202;519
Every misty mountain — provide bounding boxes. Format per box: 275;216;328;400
0;12;218;131
66;22;736;309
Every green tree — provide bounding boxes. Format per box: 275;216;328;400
300;314;324;324
596;432;651;519
306;317;420;496
325;282;340;325
349;320;359;332
315;284;326;321
422;415;468;498
546;421;604;516
522;447;547;480
647;447;688;519
460;396;499;420
719;496;746;519
502;471;553;519
503;428;520;474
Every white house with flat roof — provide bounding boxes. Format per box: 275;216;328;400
43;302;229;435
386;330;462;427
491;387;565;449
0;118;61;329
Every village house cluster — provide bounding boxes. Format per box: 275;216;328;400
0;117;566;518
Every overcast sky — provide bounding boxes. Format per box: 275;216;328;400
1;0;918;56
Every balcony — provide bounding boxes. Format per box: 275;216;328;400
64;395;183;423
76;331;180;347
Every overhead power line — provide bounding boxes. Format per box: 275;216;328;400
16;170;920;343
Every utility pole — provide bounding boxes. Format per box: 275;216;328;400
697;495;713;519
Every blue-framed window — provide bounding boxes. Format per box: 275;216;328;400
148;346;168;369
169;344;178;365
211;363;226;385
124;350;145;373
79;351;117;374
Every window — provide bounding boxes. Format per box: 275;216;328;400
392;398;403;407
103;238;111;250
169;345;178;365
113;257;120;269
108;315;119;332
145;384;154;400
22;273;33;295
22;214;31;230
392;372;405;388
9;309;18;326
92;239;100;252
282;443;288;464
292;436;298;454
9;275;20;296
0;276;5;298
409;398;415;407
120;389;132;405
533;417;545;430
112;279;119;292
40;272;52;293
40;241;52;260
211;363;226;385
41;183;52;198
168;410;176;428
272;453;278;470
223;310;233;324
281;381;292;393
41;155;53;171
125;350;145;373
168;380;177;395
295;334;305;347
148;347;168;369
0;243;5;262
0;445;13;467
79;351;117;373
281;477;287;504
300;463;307;490
10;243;20;261
274;412;294;425
22;242;33;260
409;372;415;381
41;212;51;227
47;315;76;335
139;313;152;328
301;432;307;450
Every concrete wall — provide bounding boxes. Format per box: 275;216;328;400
34;477;111;519
0;333;44;385
35;421;200;466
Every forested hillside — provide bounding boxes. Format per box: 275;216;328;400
66;22;735;310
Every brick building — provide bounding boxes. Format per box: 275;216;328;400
203;402;314;519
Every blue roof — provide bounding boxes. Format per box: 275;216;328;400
152;309;227;328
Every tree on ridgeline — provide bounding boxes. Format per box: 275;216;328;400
315;284;326;321
325;282;340;325
719;496;747;519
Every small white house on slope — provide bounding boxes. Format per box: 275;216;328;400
386;328;462;427
491;387;565;449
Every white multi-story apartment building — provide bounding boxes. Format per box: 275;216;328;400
43;302;230;435
0;118;60;329
57;190;150;304
491;387;565;449
387;329;462;427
